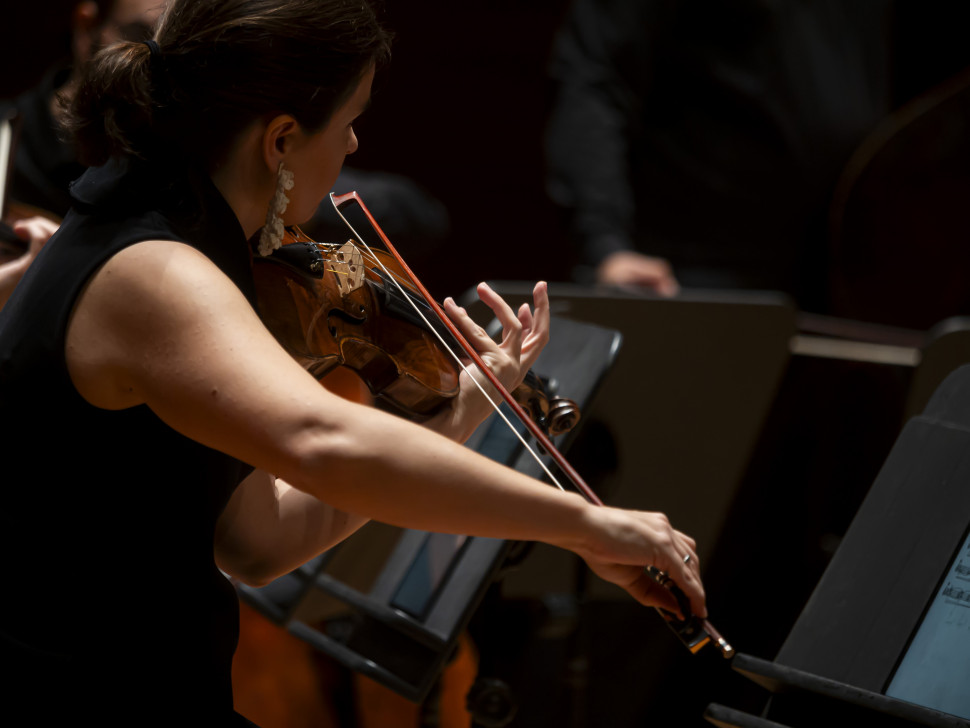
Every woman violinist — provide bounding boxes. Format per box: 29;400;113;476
0;0;705;723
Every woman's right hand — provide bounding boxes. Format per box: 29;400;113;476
565;505;706;619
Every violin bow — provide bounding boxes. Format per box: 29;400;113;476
329;191;733;659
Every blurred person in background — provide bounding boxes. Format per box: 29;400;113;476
546;0;894;312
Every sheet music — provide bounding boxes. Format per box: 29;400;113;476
885;528;970;719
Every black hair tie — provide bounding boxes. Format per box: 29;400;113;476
143;39;162;62
142;39;166;88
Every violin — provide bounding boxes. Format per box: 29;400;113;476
253;225;580;436
254;191;731;659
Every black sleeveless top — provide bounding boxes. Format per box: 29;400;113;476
0;158;257;724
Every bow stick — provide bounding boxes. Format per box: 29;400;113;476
329;191;733;659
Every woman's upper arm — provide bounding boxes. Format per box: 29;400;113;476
65;239;354;477
214;468;281;583
215;468;370;585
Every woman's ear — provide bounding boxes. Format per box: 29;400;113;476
261;114;299;173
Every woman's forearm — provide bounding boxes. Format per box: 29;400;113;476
282;399;590;551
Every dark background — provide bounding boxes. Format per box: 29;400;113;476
346;0;577;296
5;2;970;726
5;1;970;301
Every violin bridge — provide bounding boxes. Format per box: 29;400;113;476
328;241;365;295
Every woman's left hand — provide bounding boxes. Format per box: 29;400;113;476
424;281;550;442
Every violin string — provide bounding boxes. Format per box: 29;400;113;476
342;245;419;293
308;240;415;291
325;265;351;279
329;195;568;493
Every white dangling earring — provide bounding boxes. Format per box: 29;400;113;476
257;161;296;256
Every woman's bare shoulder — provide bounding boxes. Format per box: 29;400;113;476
65;239;258;410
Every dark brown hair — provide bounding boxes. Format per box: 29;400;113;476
65;0;391;168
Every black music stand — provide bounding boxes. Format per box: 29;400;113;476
705;364;970;727
461;283;795;601
236;313;621;703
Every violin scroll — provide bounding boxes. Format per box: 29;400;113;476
512;370;580;437
546;396;581;436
